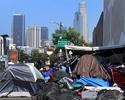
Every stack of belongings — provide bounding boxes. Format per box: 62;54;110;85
0;63;45;98
71;54;125;99
37;71;83;100
96;89;124;100
40;66;54;82
72;54;113;87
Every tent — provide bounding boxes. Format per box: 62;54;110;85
0;63;45;97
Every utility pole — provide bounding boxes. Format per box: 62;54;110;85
50;21;64;64
59;22;63;33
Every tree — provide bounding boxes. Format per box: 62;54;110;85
50;27;92;65
17;48;30;63
31;49;49;65
49;53;58;65
65;27;87;46
52;27;88;46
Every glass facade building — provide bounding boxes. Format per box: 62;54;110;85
41;27;48;46
12;14;25;46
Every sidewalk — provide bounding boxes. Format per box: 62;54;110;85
0;98;31;100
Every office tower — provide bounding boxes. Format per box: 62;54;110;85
0;35;11;56
41;27;48;46
11;14;25;46
0;36;3;56
1;35;9;55
74;1;89;43
26;26;41;48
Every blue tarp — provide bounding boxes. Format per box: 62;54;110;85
74;77;113;87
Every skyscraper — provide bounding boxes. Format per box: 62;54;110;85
26;26;41;48
74;1;89;43
0;36;3;56
41;27;48;46
11;14;25;46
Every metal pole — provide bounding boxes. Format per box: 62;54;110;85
60;22;62;33
59;22;63;63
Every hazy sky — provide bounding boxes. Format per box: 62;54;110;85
0;0;103;42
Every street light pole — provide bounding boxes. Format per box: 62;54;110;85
58;22;63;63
50;21;64;64
59;22;63;33
50;21;63;32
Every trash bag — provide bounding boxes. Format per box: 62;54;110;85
37;82;80;100
59;77;74;89
96;89;124;100
55;90;80;100
37;82;60;100
37;71;80;100
43;90;80;100
51;71;71;82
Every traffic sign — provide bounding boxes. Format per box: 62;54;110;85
53;33;67;37
57;40;70;47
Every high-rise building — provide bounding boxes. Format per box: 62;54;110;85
26;26;41;48
11;14;25;46
74;1;89;43
41;27;48;46
0;36;3;56
0;35;11;56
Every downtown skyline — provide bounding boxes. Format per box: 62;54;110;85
0;0;103;42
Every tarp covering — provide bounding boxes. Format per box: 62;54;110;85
65;45;125;55
65;45;93;51
0;63;45;97
93;45;125;51
72;55;112;80
65;45;125;51
74;77;113;87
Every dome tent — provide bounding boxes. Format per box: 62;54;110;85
0;63;45;97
